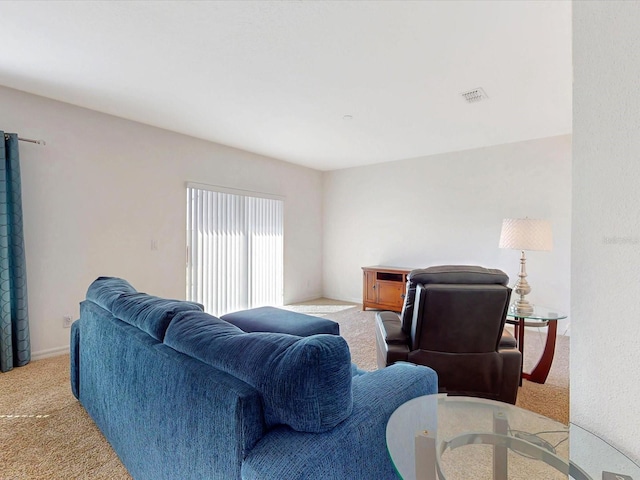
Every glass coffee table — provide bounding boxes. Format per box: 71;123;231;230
386;394;640;480
506;304;567;384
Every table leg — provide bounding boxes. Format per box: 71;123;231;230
522;320;557;384
514;318;525;386
515;318;525;355
415;430;438;480
493;411;508;480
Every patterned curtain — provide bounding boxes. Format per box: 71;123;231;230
0;132;30;372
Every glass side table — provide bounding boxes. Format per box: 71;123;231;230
386;395;640;480
506;304;567;384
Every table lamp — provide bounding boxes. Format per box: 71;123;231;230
499;218;553;315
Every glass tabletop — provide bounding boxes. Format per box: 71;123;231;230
506;304;567;322
386;394;640;480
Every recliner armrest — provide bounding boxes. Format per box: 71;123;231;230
376;311;409;345
498;347;522;404
499;328;517;349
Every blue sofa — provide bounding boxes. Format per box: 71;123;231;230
70;277;438;479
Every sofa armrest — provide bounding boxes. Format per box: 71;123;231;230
70;320;81;399
241;363;438;480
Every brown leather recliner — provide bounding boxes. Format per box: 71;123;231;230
375;265;522;404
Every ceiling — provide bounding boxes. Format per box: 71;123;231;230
0;1;571;171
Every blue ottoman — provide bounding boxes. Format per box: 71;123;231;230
221;306;340;336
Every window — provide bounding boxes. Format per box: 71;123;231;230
186;183;284;316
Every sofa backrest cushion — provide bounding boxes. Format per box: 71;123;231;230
111;293;204;342
164;311;353;433
86;277;138;311
86;277;203;341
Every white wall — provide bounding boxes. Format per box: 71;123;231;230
572;1;640;463
0;85;324;358
323;135;572;332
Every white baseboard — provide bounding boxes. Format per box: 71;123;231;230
286;293;324;304
344;296;362;305
32;345;70;360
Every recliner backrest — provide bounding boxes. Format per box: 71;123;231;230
405;268;512;399
400;265;509;335
410;283;511;353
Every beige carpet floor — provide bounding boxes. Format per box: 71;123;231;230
0;300;568;479
0;354;131;479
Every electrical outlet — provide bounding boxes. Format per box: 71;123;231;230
63;315;73;328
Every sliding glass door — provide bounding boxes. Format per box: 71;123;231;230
186;184;284;316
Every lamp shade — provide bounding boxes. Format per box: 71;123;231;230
499;218;553;251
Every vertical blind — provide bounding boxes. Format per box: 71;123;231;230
186;184;284;316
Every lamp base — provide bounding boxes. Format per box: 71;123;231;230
514;299;534;316
512;250;534;316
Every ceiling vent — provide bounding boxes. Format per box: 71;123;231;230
461;87;488;104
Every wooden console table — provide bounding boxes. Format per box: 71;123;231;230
362;266;411;312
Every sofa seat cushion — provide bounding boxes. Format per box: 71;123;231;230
111;293;204;341
221;306;340;336
164;311;353;433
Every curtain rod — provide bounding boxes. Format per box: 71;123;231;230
19;137;46;145
3;134;47;146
